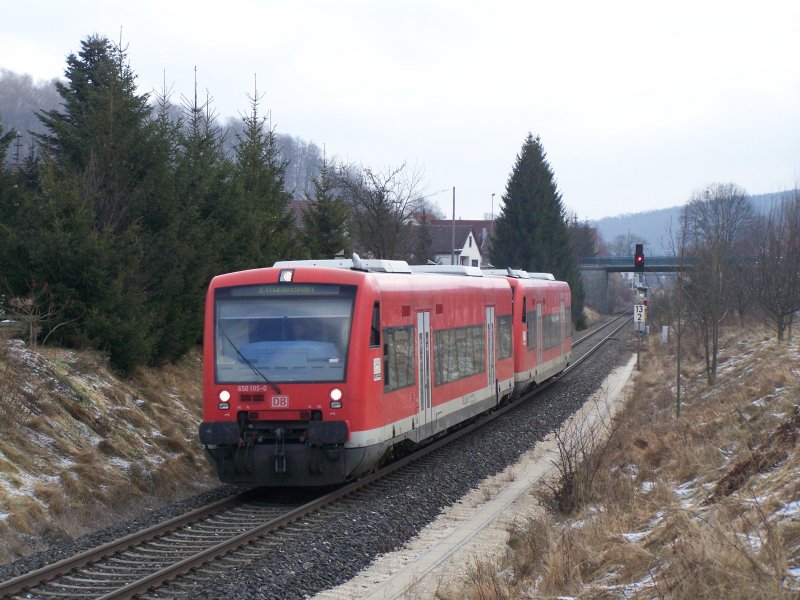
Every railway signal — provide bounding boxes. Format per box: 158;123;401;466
634;243;645;272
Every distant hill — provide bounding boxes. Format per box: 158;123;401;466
591;190;798;255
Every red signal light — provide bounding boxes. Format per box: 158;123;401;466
634;244;645;272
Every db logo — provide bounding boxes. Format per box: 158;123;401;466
271;396;289;408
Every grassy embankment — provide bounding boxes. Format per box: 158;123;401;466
0;338;216;564
441;326;800;599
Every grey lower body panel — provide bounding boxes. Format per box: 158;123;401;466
203;441;387;487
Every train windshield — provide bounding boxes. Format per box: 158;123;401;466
214;284;356;383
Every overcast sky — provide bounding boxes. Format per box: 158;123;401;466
2;1;799;221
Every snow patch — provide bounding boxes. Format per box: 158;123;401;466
620;574;658;598
773;500;800;518
648;510;665;528
737;532;763;553
622;530;649;544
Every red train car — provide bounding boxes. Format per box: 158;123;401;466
485;269;572;394
199;258;516;486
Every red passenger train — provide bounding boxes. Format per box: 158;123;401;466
199;258;571;486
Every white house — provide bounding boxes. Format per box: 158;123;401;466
428;224;482;267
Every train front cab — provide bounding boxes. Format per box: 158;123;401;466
200;264;391;487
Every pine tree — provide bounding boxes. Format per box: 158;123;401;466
492;134;586;327
230;83;297;269
301;155;350;258
0;122;22;288
169;80;237;357
25;36;166;369
412;208;434;264
36;36;160;231
144;83;205;363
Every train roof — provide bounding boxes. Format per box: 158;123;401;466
482;268;555;280
273;255;412;273
409;265;484;277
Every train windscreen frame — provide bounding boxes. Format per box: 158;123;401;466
214;283;356;384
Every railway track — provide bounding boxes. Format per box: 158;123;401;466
0;313;630;600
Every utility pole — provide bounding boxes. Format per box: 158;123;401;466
451;187;456;265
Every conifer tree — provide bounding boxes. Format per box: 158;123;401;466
169;81;237;356
26;35;166;369
144;83;204;363
177;82;232;274
36;36;160;231
301;155;350;258
0;122;22;288
492;134;586;327
412;208;434;264
230;83;297;269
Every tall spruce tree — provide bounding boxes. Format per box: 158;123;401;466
230;84;297;269
26;36;169;369
36;36;160;231
412;208;435;264
0;122;21;288
301;155;350;258
177;83;232;276
491;134;586;327
143;84;206;363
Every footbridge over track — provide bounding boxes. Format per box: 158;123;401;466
578;256;692;312
578;256;690;273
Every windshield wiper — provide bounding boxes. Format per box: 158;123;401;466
219;330;282;394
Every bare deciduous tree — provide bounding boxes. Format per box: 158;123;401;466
746;192;800;341
682;183;754;385
1;281;78;347
335;162;426;260
607;233;647;257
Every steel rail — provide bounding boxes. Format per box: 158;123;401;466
0;494;242;597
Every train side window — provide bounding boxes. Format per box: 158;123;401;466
496;315;512;359
370;302;380;347
527;308;537;349
521;297;527;323
384;326;415;392
433;324;485;386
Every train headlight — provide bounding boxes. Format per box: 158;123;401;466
218;389;231;409
330;387;343;409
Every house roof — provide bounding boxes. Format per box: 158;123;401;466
290;199;312;229
427;224;477;254
430;219;495;255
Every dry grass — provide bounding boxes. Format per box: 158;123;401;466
445;326;800;599
0;341;216;564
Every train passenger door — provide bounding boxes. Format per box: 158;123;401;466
486;306;496;397
417;312;432;431
536;302;543;366
560;300;566;355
